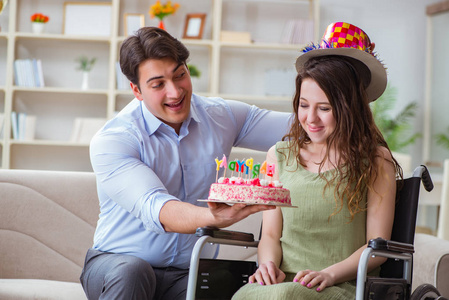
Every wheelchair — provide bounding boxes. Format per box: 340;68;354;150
186;165;447;300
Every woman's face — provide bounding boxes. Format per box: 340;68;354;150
298;78;336;145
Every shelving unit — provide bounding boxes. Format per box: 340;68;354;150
0;0;319;171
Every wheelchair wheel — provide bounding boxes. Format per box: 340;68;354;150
410;284;441;300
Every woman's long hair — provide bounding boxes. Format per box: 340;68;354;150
282;55;402;220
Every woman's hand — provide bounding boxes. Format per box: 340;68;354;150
293;269;335;292
249;261;286;285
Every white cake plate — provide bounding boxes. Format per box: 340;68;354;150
198;199;297;208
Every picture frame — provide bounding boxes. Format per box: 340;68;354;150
124;13;144;37
182;13;206;39
63;2;112;36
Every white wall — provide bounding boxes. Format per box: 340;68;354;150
319;0;441;168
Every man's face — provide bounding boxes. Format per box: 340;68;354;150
131;57;192;134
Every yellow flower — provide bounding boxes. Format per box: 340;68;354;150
149;0;180;20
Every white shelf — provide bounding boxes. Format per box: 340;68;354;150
10;139;89;147
12;86;109;95
0;0;319;171
14;32;111;42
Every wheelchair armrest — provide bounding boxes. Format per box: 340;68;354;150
368;237;414;254
196;226;256;243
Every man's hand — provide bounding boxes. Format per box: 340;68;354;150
248;261;285;285
160;200;275;233
207;201;276;228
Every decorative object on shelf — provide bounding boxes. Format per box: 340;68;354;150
14;59;45;87
183;13;206;39
11;111;36;141
148;0;180;31
370;85;421;152
0;0;7;32
76;56;96;90
188;64;201;91
187;64;201;78
70;117;107;143
63;2;112;36
124;13;144;37
31;13;49;34
220;31;251;43
0;0;7;14
436;127;449;152
280;19;314;44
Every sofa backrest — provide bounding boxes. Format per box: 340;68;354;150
0;169;99;283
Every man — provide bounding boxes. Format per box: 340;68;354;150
80;27;291;300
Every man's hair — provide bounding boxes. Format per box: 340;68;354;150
119;27;190;86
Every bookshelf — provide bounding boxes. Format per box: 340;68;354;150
0;0;319;171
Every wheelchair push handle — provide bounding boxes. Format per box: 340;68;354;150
412;165;433;192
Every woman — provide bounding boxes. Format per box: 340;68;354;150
232;22;403;299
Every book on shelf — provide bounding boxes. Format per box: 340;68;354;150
116;62;131;90
13;59;45;88
11;111;36;141
70;117;107;144
220;31;252;43
280;19;314;45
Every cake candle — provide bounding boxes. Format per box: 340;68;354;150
220;154;227;178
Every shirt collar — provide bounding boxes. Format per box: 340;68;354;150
140;94;201;137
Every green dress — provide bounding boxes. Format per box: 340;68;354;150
232;141;368;300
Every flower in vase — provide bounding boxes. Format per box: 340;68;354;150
75;56;97;72
31;13;49;23
149;1;180;29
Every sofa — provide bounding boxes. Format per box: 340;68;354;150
1;169;448;299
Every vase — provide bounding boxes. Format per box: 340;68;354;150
81;71;89;90
32;22;45;34
158;20;165;30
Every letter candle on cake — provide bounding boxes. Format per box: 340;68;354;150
252;163;260;178
236;159;245;175
219;154;227;178
207;156;292;206
228;160;236;178
245;158;253;179
260;161;267;178
267;163;275;177
215;157;223;182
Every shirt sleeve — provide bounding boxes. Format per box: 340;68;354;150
90;126;177;234
225;100;293;151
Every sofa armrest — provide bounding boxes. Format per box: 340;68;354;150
413;233;449;298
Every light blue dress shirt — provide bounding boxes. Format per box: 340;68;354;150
90;93;291;269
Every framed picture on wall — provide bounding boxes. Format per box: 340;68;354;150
182;13;206;39
124;13;144;36
63;2;112;36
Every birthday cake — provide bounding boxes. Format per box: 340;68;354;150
208;177;291;205
207;156;291;206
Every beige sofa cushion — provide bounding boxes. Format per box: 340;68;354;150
413;233;449;297
0;169;99;299
0;279;86;300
